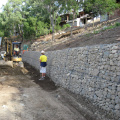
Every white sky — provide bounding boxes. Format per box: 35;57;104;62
0;0;8;12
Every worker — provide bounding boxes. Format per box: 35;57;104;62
14;45;20;56
22;44;28;54
39;50;47;80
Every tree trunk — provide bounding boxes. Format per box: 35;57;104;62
18;24;24;42
85;17;88;30
51;14;54;41
49;5;52;34
93;17;95;32
71;10;76;36
54;13;57;34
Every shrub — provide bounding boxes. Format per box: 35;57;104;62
50;29;52;33
62;24;70;29
55;25;61;31
115;22;120;27
94;30;100;34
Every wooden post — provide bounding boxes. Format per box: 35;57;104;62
67;15;69;21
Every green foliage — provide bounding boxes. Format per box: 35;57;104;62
62;24;70;29
55;25;61;31
115;22;120;26
0;0;118;41
49;29;52;33
0;19;4;37
0;31;4;37
94;29;102;34
95;22;120;33
54;23;71;31
37;21;49;36
103;22;120;31
23;17;37;38
0;0;84;40
56;16;61;25
84;0;118;17
106;25;115;29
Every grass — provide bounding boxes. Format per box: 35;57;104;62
103;22;120;30
93;22;120;34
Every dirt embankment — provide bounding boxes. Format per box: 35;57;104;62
25;18;120;52
46;25;120;51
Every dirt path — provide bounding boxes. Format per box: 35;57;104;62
0;64;114;120
0;65;86;120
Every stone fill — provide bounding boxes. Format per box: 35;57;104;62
22;43;120;119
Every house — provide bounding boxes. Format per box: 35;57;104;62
60;10;100;27
59;0;120;27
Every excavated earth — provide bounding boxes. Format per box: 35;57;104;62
46;25;120;51
0;63;116;120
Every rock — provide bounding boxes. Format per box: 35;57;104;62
19;62;24;68
2;105;7;109
115;104;120;110
92;69;99;76
116;37;120;41
117;85;120;92
112;50;117;54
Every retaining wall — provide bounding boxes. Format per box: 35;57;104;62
22;43;120;118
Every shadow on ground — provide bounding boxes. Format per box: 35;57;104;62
24;62;117;120
24;62;58;92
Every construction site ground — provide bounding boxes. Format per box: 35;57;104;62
0;63;115;120
0;18;120;120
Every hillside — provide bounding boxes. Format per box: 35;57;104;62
25;18;120;52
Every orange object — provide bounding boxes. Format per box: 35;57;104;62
22;50;28;54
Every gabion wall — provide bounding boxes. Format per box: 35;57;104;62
22;43;120;118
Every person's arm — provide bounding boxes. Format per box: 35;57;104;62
40;59;41;63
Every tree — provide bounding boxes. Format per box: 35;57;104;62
0;15;4;37
22;0;50;39
0;0;26;41
84;0;118;20
83;0;118;30
1;3;13;37
0;0;84;41
43;0;62;41
37;21;49;36
58;0;83;36
23;17;37;38
54;16;61;32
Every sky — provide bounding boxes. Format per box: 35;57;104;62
0;0;8;12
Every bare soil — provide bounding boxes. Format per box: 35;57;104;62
46;25;120;51
0;63;116;120
27;18;120;52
